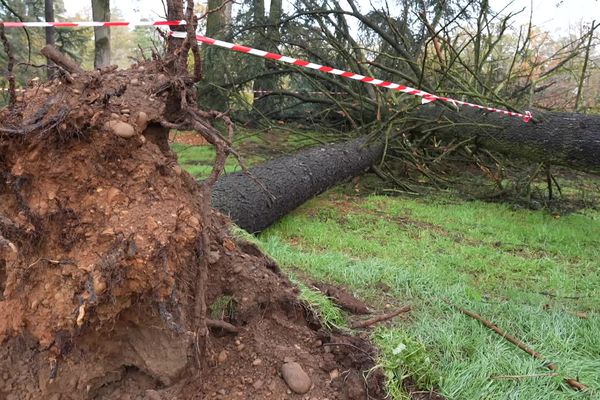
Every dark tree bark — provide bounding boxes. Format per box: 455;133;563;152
166;0;185;55
252;0;282;114
91;0;110;68
199;0;233;111
211;106;600;233
44;0;55;78
413;105;600;175
211;137;384;233
44;0;54;46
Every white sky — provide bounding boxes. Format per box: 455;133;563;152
62;0;600;35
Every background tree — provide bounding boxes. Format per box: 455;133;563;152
199;0;233;111
91;0;110;67
251;0;282;115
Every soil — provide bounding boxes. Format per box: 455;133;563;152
0;62;387;399
170;130;209;146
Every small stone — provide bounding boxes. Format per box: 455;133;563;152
252;358;262;366
43;88;51;94
236;344;245;351
218;389;226;395
136;111;149;131
144;390;161;400
233;265;243;274
280;362;312;394
92;271;107;295
121;109;130;114
72;89;81;94
329;369;339;380
217;350;228;364
131;78;140;85
252;379;264;389
208;250;221;265
106;120;136;138
76;304;86;327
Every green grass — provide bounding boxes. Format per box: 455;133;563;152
172;130;600;398
170;142;246;178
170;128;327;179
257;190;600;400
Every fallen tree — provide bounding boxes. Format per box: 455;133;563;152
412;105;600;175
211;106;600;233
212;137;384;233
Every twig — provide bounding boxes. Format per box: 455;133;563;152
452;303;587;391
0;23;17;107
491;373;559;380
350;306;411;329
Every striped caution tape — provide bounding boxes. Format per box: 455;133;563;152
0;19;532;122
0;20;185;28
171;32;532;122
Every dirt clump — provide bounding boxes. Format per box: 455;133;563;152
0;63;386;399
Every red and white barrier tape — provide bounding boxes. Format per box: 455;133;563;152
0;20;185;28
172;32;531;122
0;19;531;122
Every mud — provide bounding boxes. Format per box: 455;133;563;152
0;62;386;399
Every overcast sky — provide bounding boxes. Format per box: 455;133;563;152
62;0;600;35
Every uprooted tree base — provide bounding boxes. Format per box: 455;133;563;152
0;61;386;399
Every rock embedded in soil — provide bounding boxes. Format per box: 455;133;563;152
281;362;312;394
217;350;228;364
105;120;136;138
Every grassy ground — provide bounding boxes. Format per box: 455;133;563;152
172;130;600;400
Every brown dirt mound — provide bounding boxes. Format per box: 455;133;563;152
0;63;386;399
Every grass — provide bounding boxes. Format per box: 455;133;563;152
172;131;600;399
257;190;600;400
170;128;326;179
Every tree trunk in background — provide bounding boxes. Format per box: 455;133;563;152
166;0;185;54
413;105;600;175
44;0;55;78
91;0;110;68
252;0;282;115
199;0;233;111
211;137;384;233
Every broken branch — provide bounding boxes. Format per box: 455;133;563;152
40;45;84;75
453;303;587;391
350;305;411;329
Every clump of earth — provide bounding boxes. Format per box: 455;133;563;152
0;60;385;399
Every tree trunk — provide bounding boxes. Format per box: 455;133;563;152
44;0;55;78
199;0;233;111
91;0;110;68
211;137;383;233
211;106;600;232
166;0;185;55
251;0;282;115
413;105;600;175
